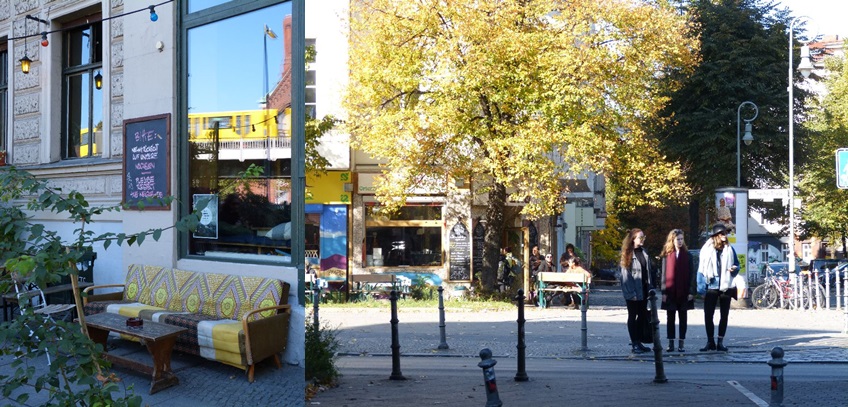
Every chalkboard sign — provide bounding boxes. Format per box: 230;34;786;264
472;222;485;280
123;114;171;210
449;221;471;281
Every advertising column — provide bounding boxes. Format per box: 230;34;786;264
715;187;749;283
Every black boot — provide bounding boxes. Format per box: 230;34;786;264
637;342;651;352
700;339;716;352
716;337;728;352
677;339;685;352
667;339;675;353
631;344;646;354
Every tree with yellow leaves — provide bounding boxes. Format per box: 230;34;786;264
345;0;698;292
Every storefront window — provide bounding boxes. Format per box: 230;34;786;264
185;1;293;263
365;205;443;267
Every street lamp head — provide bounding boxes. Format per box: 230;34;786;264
798;45;814;78
743;122;754;145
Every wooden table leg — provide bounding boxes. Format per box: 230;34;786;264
146;336;179;394
87;325;110;346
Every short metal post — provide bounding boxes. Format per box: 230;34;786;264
312;285;321;332
514;289;528;382
389;290;406;380
809;271;817;310
825;268;831;310
580;284;588;351
648;289;667;383
767;347;787;406
835;268;841;311
437;286;449;350
843;271;848;334
478;348;503;407
798;272;805;310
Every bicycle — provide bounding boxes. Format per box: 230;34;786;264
752;263;823;310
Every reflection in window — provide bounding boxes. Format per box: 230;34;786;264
188;0;234;13
187;2;293;263
365;205;443;267
63;19;103;159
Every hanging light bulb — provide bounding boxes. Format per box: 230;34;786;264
41;32;48;47
94;71;103;90
149;6;159;22
251;124;256;133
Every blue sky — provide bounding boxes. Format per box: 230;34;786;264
188;2;291;113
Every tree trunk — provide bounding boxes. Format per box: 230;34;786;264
689;198;700;248
842;230;847;259
482;183;507;292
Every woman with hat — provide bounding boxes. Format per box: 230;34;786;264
697;223;739;352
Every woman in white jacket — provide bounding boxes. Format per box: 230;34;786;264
697;223;739;352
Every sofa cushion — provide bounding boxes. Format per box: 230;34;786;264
197;319;246;367
124;264;167;304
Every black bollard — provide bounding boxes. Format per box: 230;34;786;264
767;347;787;406
312;285;321;332
389;290;406;380
437;286;449;350
580;284;588;351
514;289;528;382
648;289;667;383
478;348;503;407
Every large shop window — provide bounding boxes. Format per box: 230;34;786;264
63;17;103;159
365;205;443;267
185;2;293;263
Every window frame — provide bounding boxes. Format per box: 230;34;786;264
0;42;7;152
364;204;444;268
61;17;103;160
179;0;303;267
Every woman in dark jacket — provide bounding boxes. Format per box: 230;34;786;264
660;229;696;352
620;228;652;353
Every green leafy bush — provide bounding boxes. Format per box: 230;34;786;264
305;319;340;386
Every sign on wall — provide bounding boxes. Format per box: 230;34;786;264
123;114;171;210
449;221;471;281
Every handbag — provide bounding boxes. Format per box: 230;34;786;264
696;272;707;296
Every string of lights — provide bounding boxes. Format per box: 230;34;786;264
16;1;173;74
10;0;173;42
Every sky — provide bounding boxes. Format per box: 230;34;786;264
776;0;848;38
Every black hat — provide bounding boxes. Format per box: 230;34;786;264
710;223;727;236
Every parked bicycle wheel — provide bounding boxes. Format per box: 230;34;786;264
752;284;778;309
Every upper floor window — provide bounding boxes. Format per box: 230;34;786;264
0;43;7;152
63;19;103;159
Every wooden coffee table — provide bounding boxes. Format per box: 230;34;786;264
83;312;187;394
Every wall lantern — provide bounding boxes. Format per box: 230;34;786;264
94;71;103;90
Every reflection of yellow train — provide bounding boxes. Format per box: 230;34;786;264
78;127;100;157
189;109;290;141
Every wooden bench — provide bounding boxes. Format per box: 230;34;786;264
350;274;402;301
536;272;591;308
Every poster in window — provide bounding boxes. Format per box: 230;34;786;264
192;194;218;239
449;221;471;281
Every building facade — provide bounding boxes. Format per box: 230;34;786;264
0;0;304;365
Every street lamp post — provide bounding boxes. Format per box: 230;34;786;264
737;101;757;188
788;17;815;273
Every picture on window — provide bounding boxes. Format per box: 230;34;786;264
193;194;219;239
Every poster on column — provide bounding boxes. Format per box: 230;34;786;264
123;114;171;210
715;188;748;277
715;191;736;241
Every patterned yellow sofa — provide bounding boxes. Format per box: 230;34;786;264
82;264;291;382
